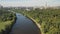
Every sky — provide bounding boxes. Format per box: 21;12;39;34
0;0;60;7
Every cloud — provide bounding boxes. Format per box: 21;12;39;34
0;0;60;7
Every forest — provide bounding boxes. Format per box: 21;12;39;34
13;8;60;34
0;8;16;34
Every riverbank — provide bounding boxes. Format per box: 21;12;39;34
9;13;40;34
21;13;43;34
0;11;17;34
0;16;17;34
12;8;60;34
0;17;16;34
26;15;43;34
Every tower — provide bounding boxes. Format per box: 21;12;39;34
45;0;47;9
0;4;3;9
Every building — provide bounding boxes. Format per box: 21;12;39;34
0;4;3;9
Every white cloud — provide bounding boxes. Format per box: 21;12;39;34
0;0;60;7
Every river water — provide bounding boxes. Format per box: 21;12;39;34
10;13;40;34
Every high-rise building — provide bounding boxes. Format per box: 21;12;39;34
0;4;3;9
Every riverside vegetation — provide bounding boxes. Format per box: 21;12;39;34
0;8;16;34
13;8;60;34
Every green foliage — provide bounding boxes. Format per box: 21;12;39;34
0;8;16;33
14;8;60;34
0;9;16;21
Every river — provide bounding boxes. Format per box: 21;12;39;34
9;13;40;34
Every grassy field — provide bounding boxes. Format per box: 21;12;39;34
13;8;60;34
0;8;16;34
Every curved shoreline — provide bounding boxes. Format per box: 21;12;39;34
26;16;42;34
22;14;44;34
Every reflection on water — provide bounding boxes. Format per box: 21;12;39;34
10;13;40;34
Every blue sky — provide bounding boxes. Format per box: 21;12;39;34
0;0;60;7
